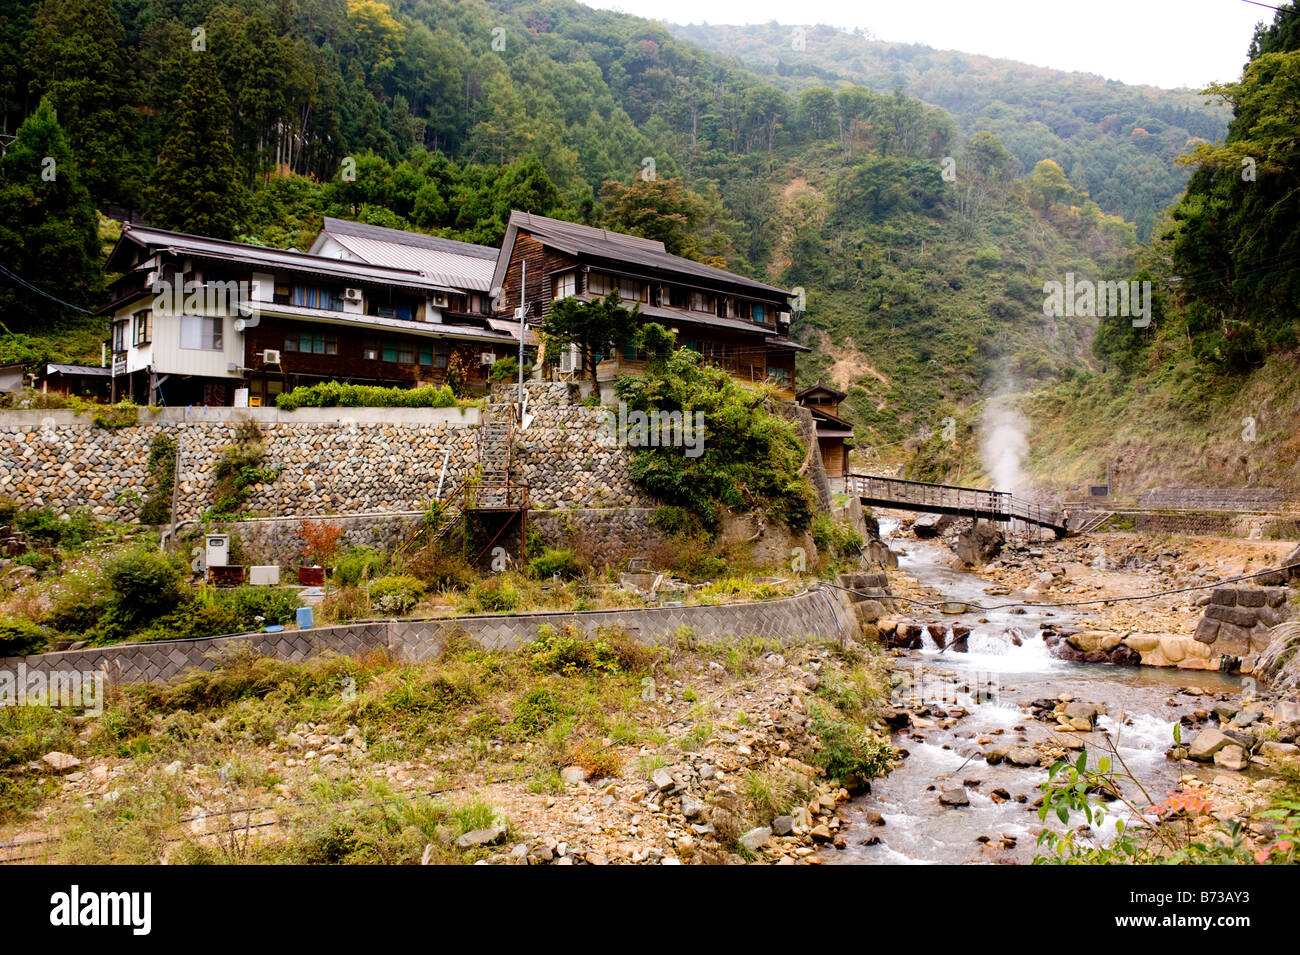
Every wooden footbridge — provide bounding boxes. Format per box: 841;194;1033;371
846;473;1071;536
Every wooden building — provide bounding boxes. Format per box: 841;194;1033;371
99;224;515;406
796;382;854;486
490;212;806;399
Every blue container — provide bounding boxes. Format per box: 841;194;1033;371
296;606;314;630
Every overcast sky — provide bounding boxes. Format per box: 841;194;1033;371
583;0;1277;89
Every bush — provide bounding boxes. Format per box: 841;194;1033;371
331;547;388;587
16;507;101;546
464;577;519;613
139;433;177;525
810;706;897;783
0;617;49;656
811;515;863;562
487;356;532;383
403;546;475;591
526;623;651;675
321;586;372;623
275;381;458;411
649;505;695;538
367;575;426;616
527;547;586;581
103;547;184;628
226;586;301;628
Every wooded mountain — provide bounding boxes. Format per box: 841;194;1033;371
670;22;1231;239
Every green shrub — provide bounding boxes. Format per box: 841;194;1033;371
139;433;177;525
527;547;586;581
0;617;49;656
487;356;533;383
0;496;17;524
16;507;101;545
809;706;897;783
275;381;458;411
331;547;388;587
227;586;301;628
526;623;651;675
210;426;277;517
103;547;184;628
464;577;519;613
811;515;863;561
367;575;427;615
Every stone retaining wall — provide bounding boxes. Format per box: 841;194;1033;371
0;589;849;685
0;383;653;522
1138;486;1289;511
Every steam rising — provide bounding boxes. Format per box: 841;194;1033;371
980;394;1028;495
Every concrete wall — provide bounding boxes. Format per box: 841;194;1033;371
1137;487;1290;511
0;588;850;685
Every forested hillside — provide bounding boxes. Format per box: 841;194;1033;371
671;22;1231;238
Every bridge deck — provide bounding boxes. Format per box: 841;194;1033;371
846;473;1069;535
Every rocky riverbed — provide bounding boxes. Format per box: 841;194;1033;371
821;519;1300;864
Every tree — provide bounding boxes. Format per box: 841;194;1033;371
0;97;100;329
599;176;734;262
540;292;641;392
29;0;139;204
145;53;249;238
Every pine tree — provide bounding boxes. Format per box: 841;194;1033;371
146;53;248;239
0;97;101;330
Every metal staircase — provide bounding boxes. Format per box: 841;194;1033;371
403;397;530;563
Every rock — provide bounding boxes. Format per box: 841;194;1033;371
939;785;970;807
1213;745;1249;771
1188;728;1234;762
1212;702;1242;723
456;825;508;849
739;827;772;852
772;814;795;836
913;513;954;538
1260;741;1299;759
864;808;886;825
809;823;833;840
953;523;1004;566
1006;746;1040;767
651;768;675;792
680;793;705;820
1231;709;1262;728
163;760;183;776
41;752;81;774
560;765;588;785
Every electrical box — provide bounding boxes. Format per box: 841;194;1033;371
205;534;230;570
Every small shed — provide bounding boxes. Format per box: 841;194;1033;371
40;363;112;401
796;381;854;483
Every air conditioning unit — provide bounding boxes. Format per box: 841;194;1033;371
432;292;450;308
480;352;496;366
343;287;363;301
558;344;579;375
262;349;281;365
778;311;791;325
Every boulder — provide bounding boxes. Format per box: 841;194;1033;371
952;523;1004;566
1188;728;1234;762
40;752;81;774
1213;745;1249;771
938;785;970;807
739;827;772;852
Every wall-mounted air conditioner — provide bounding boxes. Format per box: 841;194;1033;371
343;287;363;301
262;349;281;365
558;344;579;375
480;352;496;366
432;292;450;308
778;311;791;325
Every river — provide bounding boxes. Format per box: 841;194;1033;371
824;520;1244;864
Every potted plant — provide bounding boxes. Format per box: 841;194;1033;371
297;519;343;586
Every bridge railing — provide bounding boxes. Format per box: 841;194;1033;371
847;473;1065;530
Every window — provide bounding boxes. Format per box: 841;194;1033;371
768;366;791;389
362;339;380;361
690;291;714;313
378;339;416;364
588;271;613;296
434;344;449;369
418;344;434;367
180;314;223;351
621;342;649;362
752;303;767;324
618;277;646;302
382;340;397;363
667;286;689;309
112;321;127;352
132;310;151;346
553;271;576;300
283;331;337;355
291;285;343;311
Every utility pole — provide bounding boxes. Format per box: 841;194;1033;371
517;258;526;416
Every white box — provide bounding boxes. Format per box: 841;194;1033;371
249;565;281;586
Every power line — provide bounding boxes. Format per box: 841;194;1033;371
0;262;92;314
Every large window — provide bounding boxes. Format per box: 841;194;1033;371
180;314;223;351
618;277;647;302
112;321;127;352
132;310;151;346
587;271;613;296
291;285;344;311
283;330;337;355
768;366;791;389
553;271;576;300
690;291;714;313
751;302;767;325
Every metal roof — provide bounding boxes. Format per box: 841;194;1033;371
493;212;792;300
108;224;458;293
45;364;111;376
313;218;497;292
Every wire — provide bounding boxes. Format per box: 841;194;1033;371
0;263;92;314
